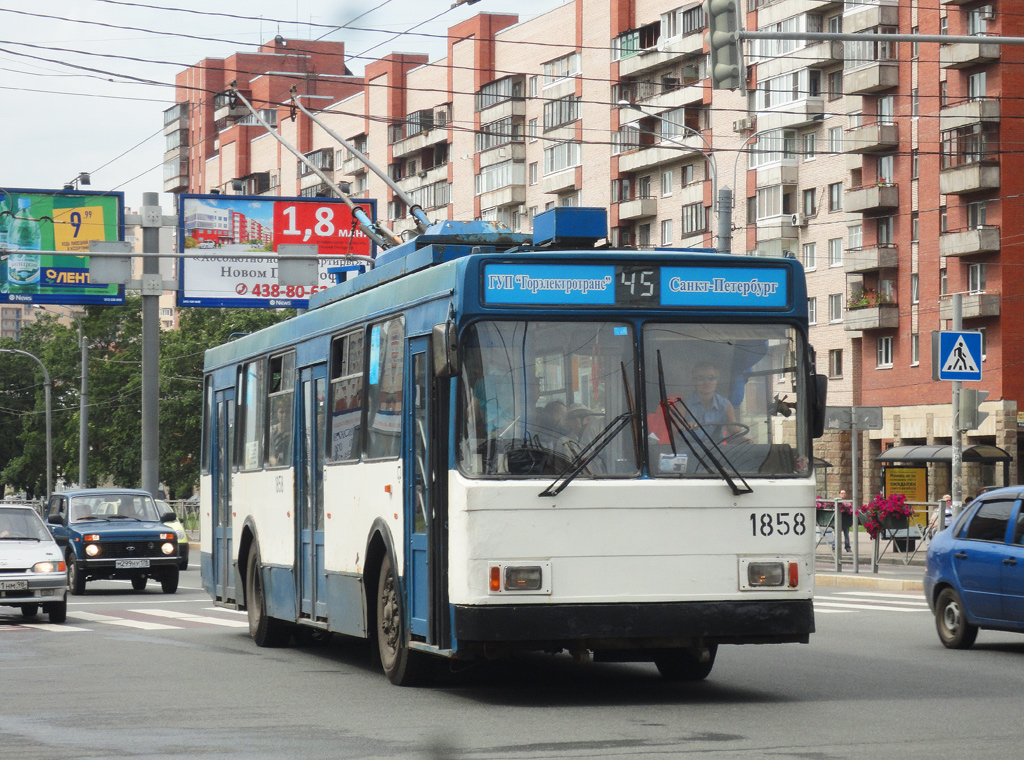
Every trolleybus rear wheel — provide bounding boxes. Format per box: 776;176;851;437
654;644;717;681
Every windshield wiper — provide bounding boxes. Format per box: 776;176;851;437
105;515;142;521
0;536;42;541
655;351;752;496
541;363;638;497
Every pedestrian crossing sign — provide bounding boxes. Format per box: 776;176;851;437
934;330;983;381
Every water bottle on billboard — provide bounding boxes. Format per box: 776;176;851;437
7;198;42;293
0;198;10;293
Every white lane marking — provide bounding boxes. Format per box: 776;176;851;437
204;607;245;616
71;611;179;630
131;608;248;627
19;623;91;632
70;598;206;606
815;601;927;612
835;591;929;601
817;594;928;607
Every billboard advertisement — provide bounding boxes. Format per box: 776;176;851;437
177;194;377;308
0;188;125;305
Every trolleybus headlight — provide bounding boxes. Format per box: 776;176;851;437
85;543;101;557
504;566;543;591
747;562;785;587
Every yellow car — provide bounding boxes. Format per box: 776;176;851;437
155;500;189;570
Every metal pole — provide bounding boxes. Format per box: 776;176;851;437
0;348;52;499
716;186;733;254
77;320;88;487
141;192;161;497
851;422;860;574
952;294;964;518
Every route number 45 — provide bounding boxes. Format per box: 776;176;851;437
749;512;806;537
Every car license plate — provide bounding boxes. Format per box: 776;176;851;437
115;559;151;569
0;580;28;591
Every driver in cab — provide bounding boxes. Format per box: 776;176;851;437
649;361;741;444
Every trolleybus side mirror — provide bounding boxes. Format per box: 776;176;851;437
811;374;828;439
432;322;458;378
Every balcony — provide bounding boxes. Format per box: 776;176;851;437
391;127;448;159
341;154;368;176
939;226;1000;258
940;41;1000;70
162;157;188;194
477;98;526;122
618;197;658;220
844;245;899;274
397;164;449;194
479;142;526;168
844;62;899;95
542;168;577;194
844;2;899;33
755;164;798;188
844;123;899;154
939;162;1000;196
845;183;899;213
845;304;898;332
634;83;705;114
479;185;526;210
756;215;797;243
939;292;1000;320
163;103;189;135
617;136;705;172
757;97;824;132
939;98;1000;132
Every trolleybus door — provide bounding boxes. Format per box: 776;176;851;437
405;339;432;638
211;389;235;603
298;365;328;620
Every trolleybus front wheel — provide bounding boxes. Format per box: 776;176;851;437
654;644;717;681
376;553;432;686
246;546;290;647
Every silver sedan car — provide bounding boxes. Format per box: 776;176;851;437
0;505;69;623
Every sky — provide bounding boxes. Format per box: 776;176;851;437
1;0;563;214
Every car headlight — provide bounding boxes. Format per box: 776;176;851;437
85;543;100;557
175;528;186;540
161;542;176;555
32;560;67;573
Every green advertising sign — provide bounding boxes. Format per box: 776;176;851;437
1;188;125;305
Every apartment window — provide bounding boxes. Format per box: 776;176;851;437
543;141;581;174
529;76;538;98
969;72;986;102
912;150;919;179
827;70;843;101
980;327;988;360
878;95;894;125
543;52;581;85
528;118;538;141
878;154;894;184
749;129;797;167
848;224;863;251
681;163;695;185
637;175;652;199
661;219;673;245
911;333;920;365
940;81;949;108
808;297;817;325
940;16;948;35
638;223;651;248
940;267;948;295
543;95;581;130
877;336;894;368
968;201;987;228
829;293;843;322
802;188;816;217
912;27;919;58
940;206;948;234
911;273;919;304
828;238;843;267
681;202;707;235
661;169;673;197
911;212;919;241
846;25;898;66
877;216;894;245
475;79;522;112
968;6;990;36
911;89;919;118
828;15;842;34
803;242;816;269
802;132;816;161
756;185;784;219
529;162;538;185
969;263;987;293
828;127;843;153
828;182;843;212
829;349;843;378
475;160;525;195
476;116;522;152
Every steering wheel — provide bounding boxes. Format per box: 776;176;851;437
719;423;752;445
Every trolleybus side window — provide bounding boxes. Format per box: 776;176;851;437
328;329;365;462
365;317;404;460
236;359;266;471
643;322;809;478
457;320;638;478
266;352;296;468
202;377;213;475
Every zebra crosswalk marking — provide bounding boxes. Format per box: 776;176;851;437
72;611;179;630
131;608;248;627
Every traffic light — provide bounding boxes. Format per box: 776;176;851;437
705;0;743;91
959;388;990;431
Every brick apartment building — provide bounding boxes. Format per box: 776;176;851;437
163;0;1020;498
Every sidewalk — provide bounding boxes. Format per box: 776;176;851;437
814;539;925;592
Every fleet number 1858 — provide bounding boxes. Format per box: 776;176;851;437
749;512;807;537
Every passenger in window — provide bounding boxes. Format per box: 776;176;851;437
269;404;292;466
648;362;740;444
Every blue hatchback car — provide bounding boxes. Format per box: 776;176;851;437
925;486;1024;648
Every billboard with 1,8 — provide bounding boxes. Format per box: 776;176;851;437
176;194;377;308
1;188;126;305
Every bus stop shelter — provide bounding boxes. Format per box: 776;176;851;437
875;444;1013;485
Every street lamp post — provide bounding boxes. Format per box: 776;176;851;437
0;348;52;499
617;102;724;252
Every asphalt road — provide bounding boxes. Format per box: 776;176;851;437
2;570;1021;760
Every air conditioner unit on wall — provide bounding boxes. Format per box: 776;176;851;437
733;118;753;132
791;213;807;227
